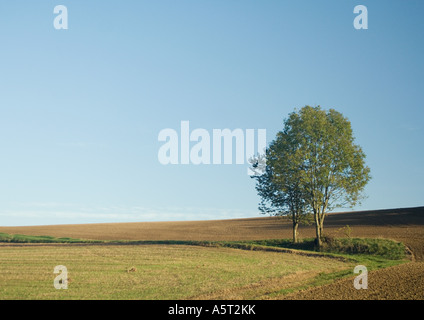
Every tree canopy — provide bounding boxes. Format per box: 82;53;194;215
252;106;371;247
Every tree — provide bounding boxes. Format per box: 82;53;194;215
255;106;371;248
250;153;311;244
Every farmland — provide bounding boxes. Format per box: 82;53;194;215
0;206;423;300
0;243;350;300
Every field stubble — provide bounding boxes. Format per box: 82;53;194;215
0;244;348;300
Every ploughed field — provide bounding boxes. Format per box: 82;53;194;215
1;207;423;260
0;206;423;299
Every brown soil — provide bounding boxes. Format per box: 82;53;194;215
1;206;423;300
283;262;424;300
1;206;423;258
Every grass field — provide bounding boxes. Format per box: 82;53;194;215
0;243;349;300
0;236;408;300
0;206;423;300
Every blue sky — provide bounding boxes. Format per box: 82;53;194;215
0;0;423;226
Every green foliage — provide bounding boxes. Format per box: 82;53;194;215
258;106;371;246
320;236;406;260
236;237;406;261
270;106;371;211
337;225;352;238
241;238;316;251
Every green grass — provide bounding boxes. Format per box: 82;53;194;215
236;237;409;271
320;237;406;260
0;232;100;244
236;237;407;260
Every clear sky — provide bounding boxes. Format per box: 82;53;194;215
0;0;423;226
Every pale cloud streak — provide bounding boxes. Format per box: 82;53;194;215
0;202;257;226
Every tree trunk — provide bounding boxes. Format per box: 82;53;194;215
319;211;326;238
292;221;299;244
315;222;322;249
314;211;322;249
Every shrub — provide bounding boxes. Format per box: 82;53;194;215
320;237;406;260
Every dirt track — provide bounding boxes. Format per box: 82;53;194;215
1;206;423;300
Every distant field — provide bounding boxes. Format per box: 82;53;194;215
0;206;423;300
1;206;423;259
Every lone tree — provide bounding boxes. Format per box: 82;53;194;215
250;151;311;244
253;106;371;248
